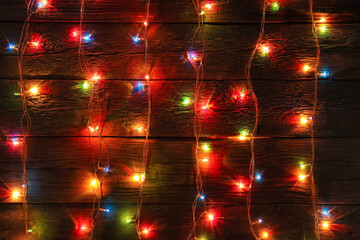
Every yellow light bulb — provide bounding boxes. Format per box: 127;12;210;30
322;221;330;229
299;174;306;181
12;190;20;199
29;87;39;95
300;117;308;125
319;17;326;23
262;231;269;238
208;214;214;221
303;64;310;72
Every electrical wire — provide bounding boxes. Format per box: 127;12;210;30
135;1;151;239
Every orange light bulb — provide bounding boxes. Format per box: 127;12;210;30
12;190;20;199
303;64;310;72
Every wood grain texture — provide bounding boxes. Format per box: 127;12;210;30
0;137;359;204
1;23;360;81
1;0;359;23
0;79;359;137
0;0;360;239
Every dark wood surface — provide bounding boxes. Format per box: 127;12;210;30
0;0;360;239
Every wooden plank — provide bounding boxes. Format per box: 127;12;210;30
0;79;359;137
1;0;359;23
1;138;360;204
1;23;360;81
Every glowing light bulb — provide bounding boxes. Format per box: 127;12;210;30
133;174;145;183
144;21;148;27
298;174;306;181
90;74;101;81
37;0;47;8
199;194;205;200
12;190;20;199
200;10;205;15
258;218;263;224
125;219;132;223
299;162;306;169
104;167;110;172
262;231;269;238
319;17;326;23
256;173;262;181
271;2;279;11
261;45;270;55
82;81;89;89
202;143;211;152
132;36;140;43
91;178;98;187
136;126;143;132
80;225;88;231
320;26;327;33
322;209;329;216
11;138;20;146
100;208;110;212
208;214;214;221
205;3;212;10
321;71;329;78
145;75;149;80
88;126;95;132
238;131;248;141
321;221;330;229
300;117;310;125
31;41;40;48
142;228;149;234
29;87;39;95
8;43;16;50
72;30;78;37
83;34;92;42
202;158;209;162
303;64;310;72
27;229;33;233
238;182;245;189
182;97;191;106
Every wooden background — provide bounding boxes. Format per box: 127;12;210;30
0;0;360;239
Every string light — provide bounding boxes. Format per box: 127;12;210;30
208;213;214;221
262;231;269;238
30;41;40;49
143;21;148;27
319;17;326;23
201;158;208;162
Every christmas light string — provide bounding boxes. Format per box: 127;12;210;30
309;0;320;238
245;1;266;239
78;0;111;238
135;0;152;239
187;1;206;239
14;0;41;237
